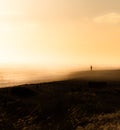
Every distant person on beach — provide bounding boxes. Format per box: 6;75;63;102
90;65;93;71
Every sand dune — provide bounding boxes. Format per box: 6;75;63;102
69;70;120;81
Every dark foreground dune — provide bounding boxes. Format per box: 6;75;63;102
0;70;120;130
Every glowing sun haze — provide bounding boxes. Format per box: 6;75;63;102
0;0;120;72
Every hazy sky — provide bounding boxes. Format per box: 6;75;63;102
0;0;120;71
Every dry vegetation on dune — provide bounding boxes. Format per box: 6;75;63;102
76;111;120;130
0;79;120;130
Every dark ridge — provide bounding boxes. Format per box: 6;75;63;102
10;86;37;97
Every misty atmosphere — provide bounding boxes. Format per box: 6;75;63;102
1;0;120;130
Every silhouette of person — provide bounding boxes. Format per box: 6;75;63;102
90;65;93;71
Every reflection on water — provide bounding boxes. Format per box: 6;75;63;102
0;68;67;88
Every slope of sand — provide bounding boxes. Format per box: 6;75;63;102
69;70;120;81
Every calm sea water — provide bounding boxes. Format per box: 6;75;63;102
0;69;67;88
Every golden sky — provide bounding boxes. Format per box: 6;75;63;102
0;0;120;71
